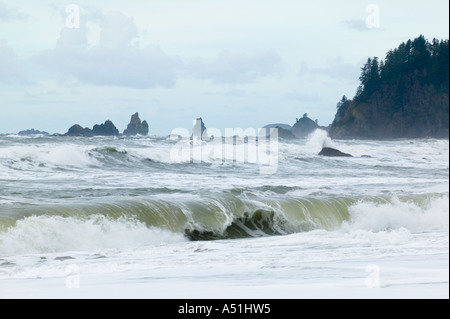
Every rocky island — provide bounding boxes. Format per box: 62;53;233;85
123;112;149;136
18;129;49;136
64;113;149;137
65;120;119;137
263;114;328;140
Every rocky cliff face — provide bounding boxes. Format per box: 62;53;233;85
123;113;149;136
329;36;449;139
329;88;449;139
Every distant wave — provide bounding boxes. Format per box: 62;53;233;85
1;133;448;173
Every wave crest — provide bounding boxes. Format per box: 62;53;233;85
0;193;447;254
0;215;186;256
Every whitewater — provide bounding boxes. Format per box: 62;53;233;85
0;130;448;299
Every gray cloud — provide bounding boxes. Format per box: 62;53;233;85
186;50;285;85
33;9;286;89
204;89;246;97
298;57;360;83
341;19;384;33
97;11;138;49
0;40;27;84
341;19;371;32
0;2;27;21
283;91;321;102
34;11;182;89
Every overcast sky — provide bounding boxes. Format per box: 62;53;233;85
0;0;448;135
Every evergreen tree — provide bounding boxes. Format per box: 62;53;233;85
330;35;449;139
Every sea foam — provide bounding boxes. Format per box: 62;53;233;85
0;215;187;256
342;195;449;233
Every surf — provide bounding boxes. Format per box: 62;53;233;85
0;193;447;256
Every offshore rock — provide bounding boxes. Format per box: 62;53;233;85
291;115;320;138
192;117;208;140
65;120;119;136
65;124;93;137
262;124;294;139
263;123;292;131
92;120;120;136
123;112;149;136
275;126;296;139
18;129;49;136
318;147;353;157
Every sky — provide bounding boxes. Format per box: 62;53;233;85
0;0;449;135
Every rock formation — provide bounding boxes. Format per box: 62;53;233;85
192;117;208;140
291;114;320;138
329;36;449;139
263;123;292;131
66;124;92;136
65;120;119;137
262;124;294;139
18;129;49;136
275;126;296;139
318;147;353;157
92;120;119;136
123;112;149;136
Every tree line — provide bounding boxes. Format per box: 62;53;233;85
330;35;449;139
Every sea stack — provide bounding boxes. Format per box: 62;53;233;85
123;112;149;136
65;120;119;136
291;114;320;138
92;120;120;136
192;117;208;140
65;124;93;136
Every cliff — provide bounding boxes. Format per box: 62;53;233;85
329;36;449;139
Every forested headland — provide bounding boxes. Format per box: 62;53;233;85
330;35;449;139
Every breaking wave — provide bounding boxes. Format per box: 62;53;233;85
0;193;447;255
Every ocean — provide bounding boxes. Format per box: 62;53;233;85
0;129;448;299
